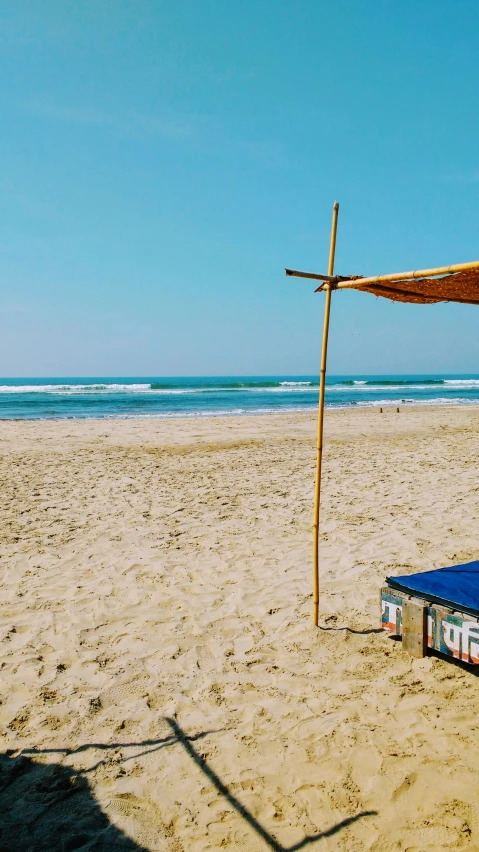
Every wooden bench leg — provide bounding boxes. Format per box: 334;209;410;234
402;598;427;658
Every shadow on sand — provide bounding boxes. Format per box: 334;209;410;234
0;751;148;851
3;718;377;851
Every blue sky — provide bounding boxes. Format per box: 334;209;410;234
1;0;479;376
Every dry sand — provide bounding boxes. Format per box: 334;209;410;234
1;406;479;851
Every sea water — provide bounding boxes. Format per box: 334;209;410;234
0;376;479;419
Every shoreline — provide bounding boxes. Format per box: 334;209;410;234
2;398;479;423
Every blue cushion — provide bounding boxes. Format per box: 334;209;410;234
388;560;479;617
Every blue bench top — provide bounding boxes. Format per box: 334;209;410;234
387;560;479;617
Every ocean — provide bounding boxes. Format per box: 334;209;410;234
1;375;479;419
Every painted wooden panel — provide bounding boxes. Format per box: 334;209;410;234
381;586;479;666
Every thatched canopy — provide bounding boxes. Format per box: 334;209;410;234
286;261;479;305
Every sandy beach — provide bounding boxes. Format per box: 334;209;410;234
1;406;479;851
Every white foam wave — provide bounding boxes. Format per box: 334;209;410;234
103;405;318;419
328;384;446;392
444;379;479;386
0;383;319;395
2;378;478;395
353;397;477;407
0;383;151;394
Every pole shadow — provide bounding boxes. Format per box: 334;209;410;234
22;728;217;773
166;718;377;851
318;625;384;635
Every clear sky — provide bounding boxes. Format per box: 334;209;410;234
1;1;479;377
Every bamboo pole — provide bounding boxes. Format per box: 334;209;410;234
312;201;339;626
285;270;347;282
332;260;479;290
286;259;479;286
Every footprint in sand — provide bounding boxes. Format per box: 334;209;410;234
392;771;417;801
100;674;152;708
196;645;217;672
233;829;263;851
109;793;144;817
